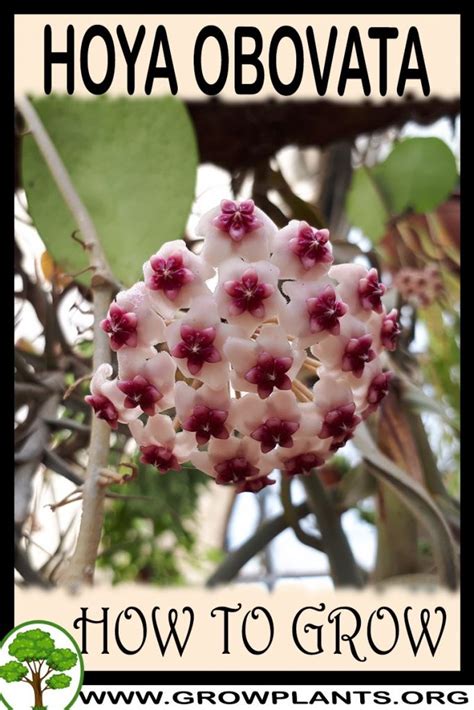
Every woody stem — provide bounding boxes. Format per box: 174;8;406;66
17;95;116;589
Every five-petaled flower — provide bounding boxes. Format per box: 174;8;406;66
144;240;214;318
197;200;276;266
312;315;378;380
101;282;166;355
117;349;176;416
190;436;274;490
330;264;386;321
216;258;284;336
281;280;348;348
86;199;396;493
174;381;233;445
85;364;144;429
233;390;302;454
225;325;305;399
129;414;195;474
166;297;239;389
212;199;263;242
271;220;333;281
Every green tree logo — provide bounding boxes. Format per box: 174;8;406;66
0;622;83;710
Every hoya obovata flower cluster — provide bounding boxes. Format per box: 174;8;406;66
86;200;400;494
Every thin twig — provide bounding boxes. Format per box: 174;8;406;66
63;373;92;400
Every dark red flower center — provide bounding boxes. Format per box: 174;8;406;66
236;476;276;493
171;325;221;375
306;285;348;335
319;402;361;441
380;309;401;351
289;224;333;270
245;352;293;399
329;433;353;452
212;199;263;242
117;375;162;416
224;268;274;319
342;334;376;377
367;371;392;406
139;444;179;473
251;417;300;453
147;252;194;300
85;394;119;430
214;457;260;485
358;268;386;313
100;304;138;351
283;452;325;477
182;404;229;445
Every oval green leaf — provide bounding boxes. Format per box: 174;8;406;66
345;165;389;242
21;97;198;286
377;137;458;215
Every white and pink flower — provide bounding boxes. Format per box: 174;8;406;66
268;437;330;477
85;364;142;429
197;200;277;266
86;198;398;493
280;280;348;349
311;315;377;380
329;263;386;321
189;436;275;491
224;325;305;399
101;282;165;354
215;258;284;336
144;239;215;318
166;297;240;389
116;349;176;416
129;414;195;474
350;361;394;419
271;220;333;281
232;390;302;454
297;373;361;454
174;381;234;445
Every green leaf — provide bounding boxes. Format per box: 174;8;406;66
0;661;28;683
22;97;198;286
345;166;389;241
98;459;209;585
346;138;458;242
47;648;77;671
8;629;55;662
46;672;72;690
377;137;458;214
353;423;458;589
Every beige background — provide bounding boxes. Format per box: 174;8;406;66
15;14;460;100
15;586;460;671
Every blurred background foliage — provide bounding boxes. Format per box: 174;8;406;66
99;462;208;585
14;95;460;590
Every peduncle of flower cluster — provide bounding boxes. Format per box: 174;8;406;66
86;199;400;494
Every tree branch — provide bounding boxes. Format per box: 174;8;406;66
40;667;54;682
206;501;311;587
42;449;84;486
16;96;116;590
186;98;459;172
303;473;365;588
280;477;323;551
